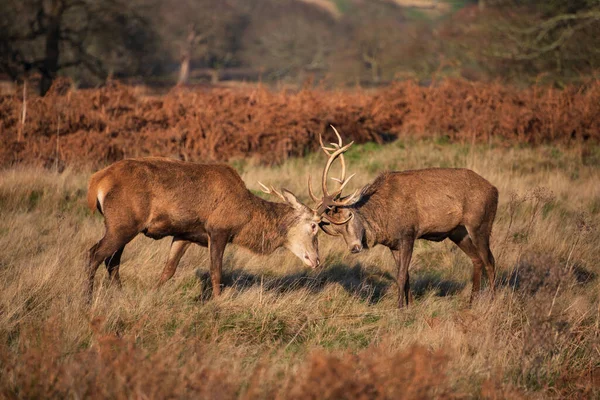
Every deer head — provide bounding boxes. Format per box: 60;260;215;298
308;126;365;253
258;183;322;268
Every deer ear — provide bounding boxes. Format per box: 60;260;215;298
281;189;304;210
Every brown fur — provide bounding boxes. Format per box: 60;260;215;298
85;157;320;302
323;168;498;308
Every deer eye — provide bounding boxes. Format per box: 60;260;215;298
310;223;317;232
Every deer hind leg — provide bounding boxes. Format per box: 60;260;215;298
391;236;415;309
104;247;124;288
461;223;496;299
157;238;192;287
86;228;137;303
450;227;484;304
208;231;228;298
468;226;496;296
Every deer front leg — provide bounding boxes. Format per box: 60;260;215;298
208;231;228;298
391;237;415;309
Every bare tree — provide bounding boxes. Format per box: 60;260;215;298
462;0;600;83
240;0;335;82
154;0;244;85
488;7;600;61
332;2;420;85
0;0;156;95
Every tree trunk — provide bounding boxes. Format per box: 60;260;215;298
40;0;62;96
177;24;197;86
362;53;381;84
178;54;191;86
210;68;220;84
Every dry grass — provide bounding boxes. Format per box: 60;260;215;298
1;139;599;398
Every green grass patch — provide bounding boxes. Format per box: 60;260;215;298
27;190;44;211
319;325;372;350
333;0;352;14
218;310;290;344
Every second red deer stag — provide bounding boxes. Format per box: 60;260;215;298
312;128;499;308
85;157;325;302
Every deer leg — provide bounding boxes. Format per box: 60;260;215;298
208;231;228;298
450;231;484;304
86;229;136;303
466;227;496;296
157;238;192;287
87;243;105;302
406;268;413;305
483;249;496;294
391;237;415;309
104;247;124;288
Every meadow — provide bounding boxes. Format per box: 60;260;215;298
1;138;599;398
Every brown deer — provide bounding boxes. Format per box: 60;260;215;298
85;157;326;302
311;128;498;308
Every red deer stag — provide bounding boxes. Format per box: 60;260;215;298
85;157;327;302
311;128;498;308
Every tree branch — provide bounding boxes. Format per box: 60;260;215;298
488;9;600;61
504;10;600;37
60;34;106;77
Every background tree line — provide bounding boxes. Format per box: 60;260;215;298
1;0;599;95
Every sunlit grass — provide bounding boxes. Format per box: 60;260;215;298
1;139;599;398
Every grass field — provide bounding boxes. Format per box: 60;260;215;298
1;138;599;398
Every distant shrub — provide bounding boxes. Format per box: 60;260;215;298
1;78;599;167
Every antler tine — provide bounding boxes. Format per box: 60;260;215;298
329;188;359;206
313;126;357;216
330;125;347;185
307;174;321;204
319;134;336;155
330;125;343;147
258;182;287;203
324;147;353;199
321;140;354;198
322;212;354;225
335;173;355;194
339;149;346;184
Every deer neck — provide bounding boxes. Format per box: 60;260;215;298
353;203;379;249
232;196;296;255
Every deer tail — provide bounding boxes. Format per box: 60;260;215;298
87;171;110;215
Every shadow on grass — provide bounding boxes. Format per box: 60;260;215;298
195;263;467;304
411;270;466;298
195;263;392;304
496;259;597;295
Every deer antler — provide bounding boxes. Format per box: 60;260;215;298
308;125;358;215
258;182;287;203
318;125;346;184
322;211;354;225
